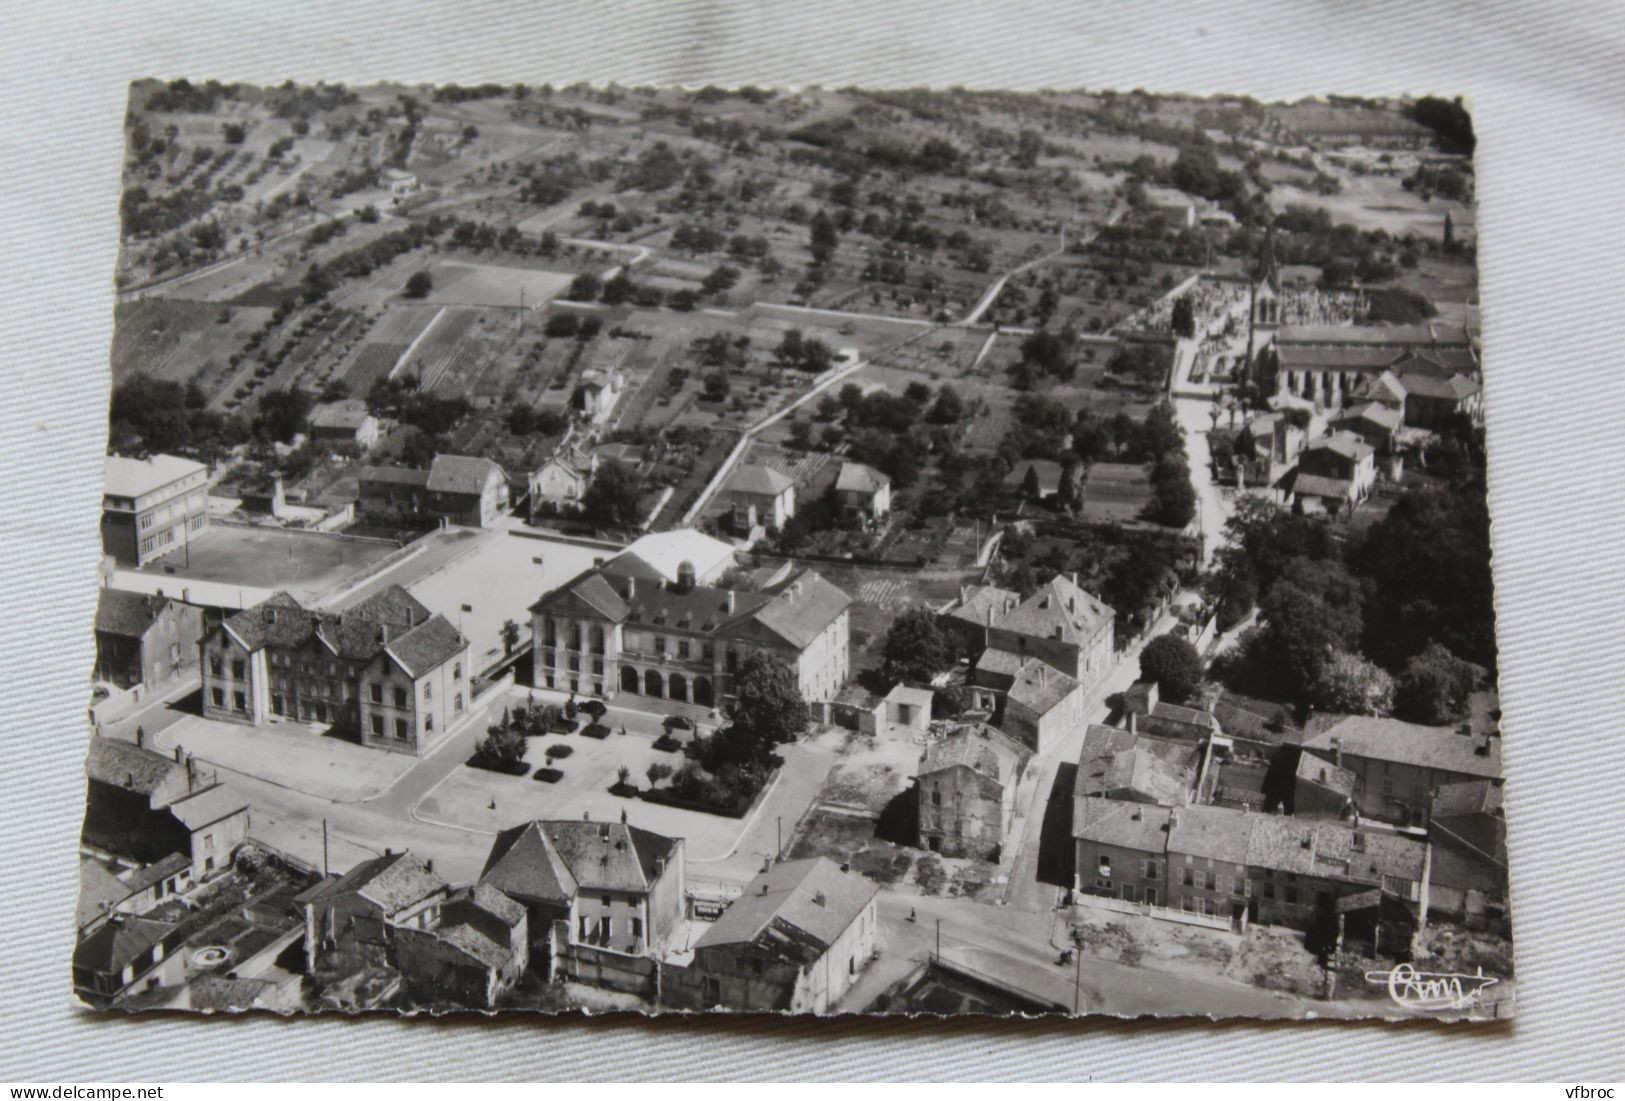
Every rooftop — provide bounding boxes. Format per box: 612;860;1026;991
480;819;680;903
1073;796;1173;851
615;528;736;584
104;454;206;500
427;453;505;496
84;737;182;799
729;463;796;497
1303;715;1502;780
167;783;250;830
836;461;890;495
920;722;1032;785
95;588;172;639
694;857;877;961
995;574;1114;647
310;399;375;431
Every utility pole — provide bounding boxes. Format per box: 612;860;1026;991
322;818;330;877
935;917;942;960
775;816;782;860
1073;935;1083;1015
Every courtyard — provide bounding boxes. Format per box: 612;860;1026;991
140;523;403;606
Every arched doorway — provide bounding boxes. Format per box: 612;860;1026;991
644;669;664;698
693;677;714;707
620;666;639;694
669;673;688;703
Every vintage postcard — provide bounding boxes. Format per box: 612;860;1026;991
78;80;1508;1021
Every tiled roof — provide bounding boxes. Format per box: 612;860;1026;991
167;784;249;830
428;454;504;496
435;921;514;971
336;851;446;915
1273;344;1404;372
735;569;851;649
1006;657;1080;717
1275;322;1474;348
104;454;205;499
95;588;169;639
921;722;1031;784
85;737;182;797
836;461;889;495
995;574;1114;646
384;615;467;678
1394;372;1480;401
694;857;876;959
1072;796;1172;851
1351;370;1408;406
358;464;431;488
120;851;192;896
1337;403;1404;433
221;586;432;662
1307;432;1375;462
1166;804;1253;864
1285;472;1356;501
1303;715;1502;779
73;914;176;974
729;463;795;497
465;883;527;927
944;584;1021;628
78;859;134;928
482;820;679;902
1075;725;1200;804
1295;753;1356;796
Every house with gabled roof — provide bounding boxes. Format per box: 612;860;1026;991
357;453;508;529
529;554;850;713
94;587;203;692
834;461;891;524
917;722;1033;860
201;584;469;754
310;399;380;451
529;445;597;515
675;857;878;1013
728;463;797;532
1075;723;1204;807
480;819;685;984
1426;780;1509;931
299;849;451;974
1300;714;1503;827
73;912;185;1007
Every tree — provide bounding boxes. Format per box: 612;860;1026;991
1312;649;1395;716
403;270;433;298
1148;453;1197;527
222;122;246;145
500;619;521;656
927;384;965;424
472;721;526;771
731;652;806;752
1139;633;1203;705
881;607;956;686
1255;559;1365;702
251;387;312;444
580;459;643;528
1395;643;1483;724
568;272;601;300
1170;294;1196;338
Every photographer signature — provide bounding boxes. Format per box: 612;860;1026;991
1364;963;1499;1011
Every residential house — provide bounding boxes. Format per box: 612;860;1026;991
479;819;685;991
357;453;508;529
102;453;210;567
981;574;1115;690
93;588;203;691
530;557;850;712
1145;186;1197;228
878;683;933;739
729;464;797;532
1332;402;1405;478
1073;797;1431;947
1394;369;1483;428
1122;680;1222;743
1292;752;1358;818
994;654;1085;753
938;583;1020;658
392;884;530;1008
201;585;469;754
384;168;417;198
1281;431;1376;515
529;446;597;514
73;913;185;1007
1074;724;1203;806
575;368;623;424
834;461;891;525
677;857;879;1014
1300;715;1503;826
77;854;192;936
81;736;251;884
309;399;381;451
917;722;1033;860
300;849;452;975
1426;780;1509;931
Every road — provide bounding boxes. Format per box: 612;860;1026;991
1173;392;1231;567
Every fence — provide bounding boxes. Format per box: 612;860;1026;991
1074;892;1243;934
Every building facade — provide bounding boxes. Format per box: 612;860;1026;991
200;586;469;754
1299;715;1503;826
728;464;796;532
530;552;851;713
93;588;204;690
102;454;210;567
917;723;1032;860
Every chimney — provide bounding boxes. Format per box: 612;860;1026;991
1330;735;1343;768
385;847;393;857
812;891;827;907
134;726;144;749
1071;571;1079;588
186;756;196;792
1168;809;1180;829
1127;711;1137;735
725;591;735;613
425;859;435;874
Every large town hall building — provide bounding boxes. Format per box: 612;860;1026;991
529;548;851;715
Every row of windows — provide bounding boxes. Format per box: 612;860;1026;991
210;687;246;713
578;914;643;942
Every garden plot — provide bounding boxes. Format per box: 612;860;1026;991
423;260;574;308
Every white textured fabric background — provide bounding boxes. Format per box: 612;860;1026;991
2;0;1622;1081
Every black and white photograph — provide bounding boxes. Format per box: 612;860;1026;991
77;75;1510;1023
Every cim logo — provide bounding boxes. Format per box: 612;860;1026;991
1363;962;1500;1012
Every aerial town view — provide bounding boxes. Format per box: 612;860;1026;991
77;79;1508;1021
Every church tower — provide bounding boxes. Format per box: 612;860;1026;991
1246;227;1283;391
